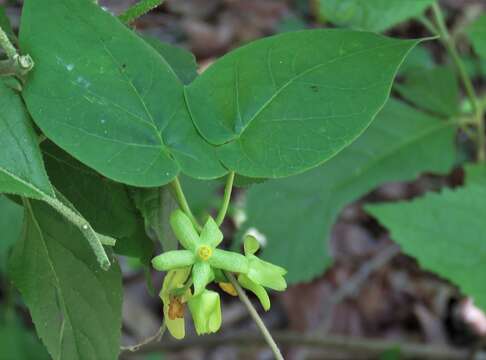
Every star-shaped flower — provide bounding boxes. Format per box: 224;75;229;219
152;209;249;296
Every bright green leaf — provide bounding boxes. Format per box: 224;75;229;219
144;36;198;85
42;142;153;261
318;0;435;32
466;15;486;60
366;184;486;310
239;99;457;283
9;199;123;360
395;66;460;117
0;196;23;273
186;30;420;178
20;0;225;187
0;82;54;199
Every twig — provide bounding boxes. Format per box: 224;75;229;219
128;331;486;360
120;322;167;353
226;272;285;360
216;171;235;226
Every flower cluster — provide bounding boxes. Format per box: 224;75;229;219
152;209;287;338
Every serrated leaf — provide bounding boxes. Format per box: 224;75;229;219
318;0;435;32
20;0;225;187
186;30;420;178
9;199;122;360
239;99;457;283
0;82;54;199
144;36;198;85
395;66;460;117
466;15;486;60
366;184;486;310
42;141;153;261
0;195;23;273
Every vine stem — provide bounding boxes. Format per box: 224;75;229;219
431;2;485;162
226;272;284;360
216;171;235;226
120;321;167;353
0;25;17;59
0;25;34;77
170;177;202;232
41;195;113;269
118;0;166;24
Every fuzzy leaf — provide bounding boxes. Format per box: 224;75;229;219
9;199;122;360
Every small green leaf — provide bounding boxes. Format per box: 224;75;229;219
395;66;460;117
20;0;225;187
186;30;420;178
144;36;198;85
9;199;123;360
466;15;486;60
239;99;457;283
0;195;23;273
318;0;435;32
366;184;486;310
0;82;54;199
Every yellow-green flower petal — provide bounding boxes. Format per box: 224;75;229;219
192;261;214;296
200;216;223;247
209;249;249;274
188;290;222;335
170;209;201;250
243;235;260;256
152;250;196;271
247;255;287;291
238;274;270;311
160;268;191;339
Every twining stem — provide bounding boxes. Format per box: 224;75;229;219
41;195;113;269
216;171;235;226
118;0;166;24
0;25;34;77
431;2;485;162
170;177;202;232
226;272;284;360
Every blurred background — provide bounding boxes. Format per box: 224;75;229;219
1;0;486;359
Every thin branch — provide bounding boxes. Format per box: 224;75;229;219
170;177;202;232
431;3;485;162
0;25;17;59
118;0;166;25
120;322;167;353
226;272;284;360
216;171;235;226
128;331;486;360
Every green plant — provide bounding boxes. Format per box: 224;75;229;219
0;0;484;359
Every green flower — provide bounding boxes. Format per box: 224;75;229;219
152;210;249;296
188;289;222;335
160;267;191;339
237;235;287;311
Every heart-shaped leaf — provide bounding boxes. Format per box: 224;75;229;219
186;30;420;178
20;0;226;187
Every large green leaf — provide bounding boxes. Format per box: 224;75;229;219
186;30;420;178
0;195;23;273
395;66;460;117
9;199;123;360
466;15;486;60
42;142;153;261
318;0;435;32
20;0;225;187
0;82;54;199
239;99;457;283
366;182;486;310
